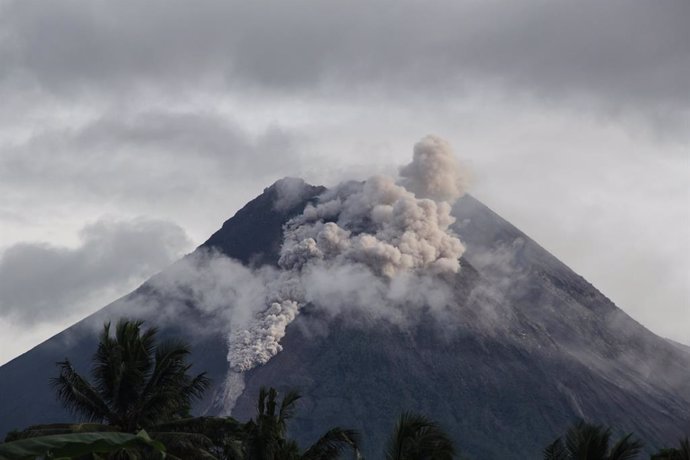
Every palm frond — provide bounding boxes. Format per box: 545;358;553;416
680;438;690;460
136;339;209;425
51;359;113;424
543;438;567;460
385;412;455;460
302;427;360;460
565;420;611;460
267;388;278;418
52;318;209;435
279;389;302;423
608;432;643;460
257;387;269;417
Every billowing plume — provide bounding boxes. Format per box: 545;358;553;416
399;135;469;202
279;175;464;277
222;136;470;411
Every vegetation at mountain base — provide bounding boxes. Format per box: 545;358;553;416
52;319;210;432
0;430;165;459
384;412;454;460
650;438;690;460
0;318;687;459
241;387;360;460
0;319;365;460
542;420;643;460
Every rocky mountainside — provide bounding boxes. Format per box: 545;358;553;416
0;180;688;459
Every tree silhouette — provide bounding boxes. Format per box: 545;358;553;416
52;319;209;432
543;420;643;460
384;411;455;460
243;387;360;460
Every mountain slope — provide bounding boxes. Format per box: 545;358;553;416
0;182;688;459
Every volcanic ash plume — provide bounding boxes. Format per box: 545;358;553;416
399;135;469;203
222;135;469;412
279;174;465;278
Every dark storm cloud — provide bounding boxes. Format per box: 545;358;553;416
0;218;191;323
0;0;687;116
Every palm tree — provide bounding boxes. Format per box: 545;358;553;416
543;420;643;460
384;412;455;460
243;387;360;460
651;438;690;460
51;319;210;432
16;318;220;458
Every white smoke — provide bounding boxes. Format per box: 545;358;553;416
143;250;280;330
221;135;470;411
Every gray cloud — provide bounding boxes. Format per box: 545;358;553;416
0;217;192;323
0;109;300;197
0;0;687;119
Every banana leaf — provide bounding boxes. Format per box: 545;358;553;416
0;429;165;459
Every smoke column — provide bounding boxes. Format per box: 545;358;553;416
222;135;469;412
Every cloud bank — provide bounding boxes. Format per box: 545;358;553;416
0;217;191;324
1;0;687;119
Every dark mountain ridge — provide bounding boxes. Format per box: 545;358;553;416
0;180;688;459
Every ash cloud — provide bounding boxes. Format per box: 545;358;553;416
399;136;469;203
280;136;467;279
219;135;469;410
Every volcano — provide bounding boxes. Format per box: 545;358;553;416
1;166;688;458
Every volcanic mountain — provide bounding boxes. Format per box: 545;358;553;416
1;146;688;458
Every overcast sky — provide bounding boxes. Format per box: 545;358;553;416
0;0;688;364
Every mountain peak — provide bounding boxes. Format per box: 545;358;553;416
202;178;325;265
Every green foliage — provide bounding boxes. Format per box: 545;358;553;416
0;429;165;460
6;419;233;459
651;438;690;460
543;438;567;460
301;428;360;460
5;423;119;442
153;416;246;460
51;319;209;432
243;387;360;460
7;318;361;459
384;411;455;460
543;420;643;460
19;319;215;458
